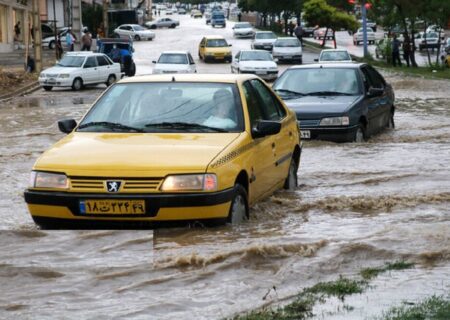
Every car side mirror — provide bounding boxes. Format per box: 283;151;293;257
58;119;77;134
152;60;156;63
314;58;318;62
229;44;232;46
252;120;281;138
368;87;384;97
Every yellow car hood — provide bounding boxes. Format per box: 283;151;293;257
34;132;241;175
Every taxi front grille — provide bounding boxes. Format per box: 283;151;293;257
69;177;164;193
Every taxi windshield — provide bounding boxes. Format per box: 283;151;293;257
78;83;244;133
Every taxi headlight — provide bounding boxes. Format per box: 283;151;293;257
320;116;350;126
161;174;217;192
30;171;68;189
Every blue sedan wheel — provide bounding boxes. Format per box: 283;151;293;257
354;125;366;143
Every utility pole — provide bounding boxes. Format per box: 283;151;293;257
52;0;58;60
103;0;109;37
32;0;42;72
361;0;368;57
72;0;82;50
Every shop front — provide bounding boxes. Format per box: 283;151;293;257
0;0;32;53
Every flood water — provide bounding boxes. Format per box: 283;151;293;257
0;74;449;319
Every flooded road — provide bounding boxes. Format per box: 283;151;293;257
1;15;450;319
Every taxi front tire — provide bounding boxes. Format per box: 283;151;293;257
284;158;298;190
227;184;248;224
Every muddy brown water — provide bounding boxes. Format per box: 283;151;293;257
0;75;449;319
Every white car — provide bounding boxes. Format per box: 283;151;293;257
38;52;122;91
231;50;278;81
152;51;197;74
113;24;155;41
317;49;352;62
272;37;302;63
353;27;376;45
415;32;440;51
251;31;278;50
42;27;70;49
232;22;254;38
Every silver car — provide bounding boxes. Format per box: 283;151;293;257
251;31;278;51
145;18;180;29
113;24;156;41
272;37;302;64
353;27;376;45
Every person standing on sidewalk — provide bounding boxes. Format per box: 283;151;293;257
402;34;411;67
66;29;75;51
56;35;63;60
14;21;21;41
391;35;402;67
294;23;304;46
81;31;92;51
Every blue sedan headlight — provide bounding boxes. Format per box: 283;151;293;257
320;116;350;126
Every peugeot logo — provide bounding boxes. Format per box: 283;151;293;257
106;181;122;193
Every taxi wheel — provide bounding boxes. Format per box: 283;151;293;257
227;184;248;224
283;158;298;190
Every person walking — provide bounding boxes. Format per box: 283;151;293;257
14;21;21;41
237;12;242;22
294;23;304;46
81;31;92;51
288;21;295;37
56;35;63;60
402;34;411;67
391;35;402;67
66;29;75;51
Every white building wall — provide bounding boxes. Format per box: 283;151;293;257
46;0;64;28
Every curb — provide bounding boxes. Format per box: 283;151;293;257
0;81;40;102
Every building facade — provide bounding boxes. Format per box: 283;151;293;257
0;0;33;52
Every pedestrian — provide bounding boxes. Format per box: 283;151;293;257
158;9;161;16
391;34;402;67
237;12;242;22
154;9;157;16
402;34;411;67
25;55;35;73
81;31;92;51
14;21;21;41
97;24;105;38
288;21;295;37
294;23;304;46
120;47;132;76
56;35;63;60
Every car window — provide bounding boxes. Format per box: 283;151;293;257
97;55;110;66
242;81;264;127
240;51;272;61
250;79;286;121
188;54;195;64
158;54;188;64
84;56;97;68
78;82;244;132
56;55;85;68
235;51;241;59
42;25;53;33
206;39;228;47
363;66;385;89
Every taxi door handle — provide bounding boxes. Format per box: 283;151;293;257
272;142;276;149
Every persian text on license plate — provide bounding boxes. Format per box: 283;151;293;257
79;200;146;214
300;130;311;139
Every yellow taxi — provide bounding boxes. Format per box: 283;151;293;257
24;74;302;229
199;36;233;63
191;10;202;18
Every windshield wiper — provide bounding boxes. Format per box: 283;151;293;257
145;122;228;132
306;91;354;96
274;89;306;99
78;121;144;132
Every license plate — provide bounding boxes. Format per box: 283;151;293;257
46;78;56;84
79;200;146;214
300;130;311;139
256;71;267;75
264;45;271;48
284;56;292;59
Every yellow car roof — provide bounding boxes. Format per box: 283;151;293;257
118;74;258;84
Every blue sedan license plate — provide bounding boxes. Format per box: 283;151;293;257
300;130;311;139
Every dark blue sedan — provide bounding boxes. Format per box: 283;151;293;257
272;63;395;142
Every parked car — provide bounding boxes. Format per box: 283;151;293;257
314;27;334;40
24;74;302;229
42;27;70;50
178;8;186;14
113;24;155;41
41;23;55;39
251;31;278;50
38;52;122;91
152;51;197;74
231;50;278;81
232;22;254;38
272;37;302;64
353;27;376;45
301;22;317;37
272;63;395;142
198;35;232;62
414;32;440;50
211;11;226;28
145;18;179;29
191;10;202;18
316;49;352;62
96;38;136;76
